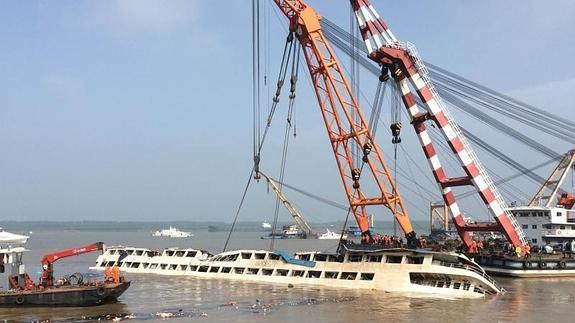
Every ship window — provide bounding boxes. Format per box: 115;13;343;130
209;266;220;273
406;256;424;264
160;264;167;270
275;269;288;276
298;254;311;261
100;262;107;267
307;271;321;278
463;283;471;291
131;262;140;268
241;252;252;260
436;281;444;288
545;212;550;217
246;268;259;275
348;254;363;262
269;254;280;261
149;264;157;270
328;255;344;263
123;262;131;268
186;251;197;258
110;250;117;255
254;253;266;260
165;251;174;257
519;213;528;217
126;250;134;255
557;212;563;217
198;266;209;272
221;267;231;273
169;264;177;270
474;287;484;294
368;255;382;263
444;281;451;288
560;226;566;230
146;251;155;257
453;282;461;289
291;270;305;277
180;265;188;271
340;272;357;280
190;265;198;271
262;269;273;276
234;267;245;274
175;251;186;257
532;224;537;229
135;250;143;256
360;273;375;281
314;254;328;262
324;271;338;279
537;212;543;217
386;255;403;264
532;238;537;244
521;224;528;229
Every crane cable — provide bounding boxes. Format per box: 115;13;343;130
270;38;300;251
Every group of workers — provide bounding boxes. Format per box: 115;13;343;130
360;233;428;249
104;265;121;283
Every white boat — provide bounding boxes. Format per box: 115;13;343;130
91;244;502;298
261;222;272;230
318;229;348;240
152;227;192;238
0;228;29;246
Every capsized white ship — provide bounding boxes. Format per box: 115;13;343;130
92;243;502;298
0;228;29;246
152;226;192;238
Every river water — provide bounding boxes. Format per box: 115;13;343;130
1;229;575;322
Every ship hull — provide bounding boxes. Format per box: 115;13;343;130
0;282;130;307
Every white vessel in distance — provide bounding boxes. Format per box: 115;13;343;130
92;244;502;298
261;222;272;230
152;226;192;238
318;229;348;240
0;228;29;246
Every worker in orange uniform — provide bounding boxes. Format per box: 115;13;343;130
104;266;113;282
476;240;483;252
524;244;531;259
468;241;478;254
515;245;522;258
112;264;120;284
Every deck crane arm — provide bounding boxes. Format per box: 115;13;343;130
260;172;316;237
271;0;416;243
529;149;575;208
40;242;104;287
349;0;527;249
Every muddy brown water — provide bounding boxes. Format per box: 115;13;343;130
1;230;575;322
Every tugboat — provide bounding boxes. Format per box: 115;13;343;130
0;242;130;306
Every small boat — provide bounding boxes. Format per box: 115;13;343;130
152;226;192;238
261;222;272;230
318;229;348;240
0;228;29;246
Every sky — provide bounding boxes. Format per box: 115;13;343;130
0;0;574;224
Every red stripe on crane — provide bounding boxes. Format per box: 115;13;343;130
479;188;496;205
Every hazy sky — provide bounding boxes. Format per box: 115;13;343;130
1;0;574;224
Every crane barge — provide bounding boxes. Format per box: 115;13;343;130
0;242;130;306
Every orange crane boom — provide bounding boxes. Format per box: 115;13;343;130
272;0;416;243
40;242;104;287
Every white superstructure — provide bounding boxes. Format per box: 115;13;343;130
0;229;29;246
92;245;502;298
510;206;575;247
152;227;192;238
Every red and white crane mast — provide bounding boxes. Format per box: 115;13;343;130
349;0;527;248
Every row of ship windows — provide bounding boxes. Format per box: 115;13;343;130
100;261;375;280
409;273;488;295
521;224;575;230
107;250;426;264
107;250;199;258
